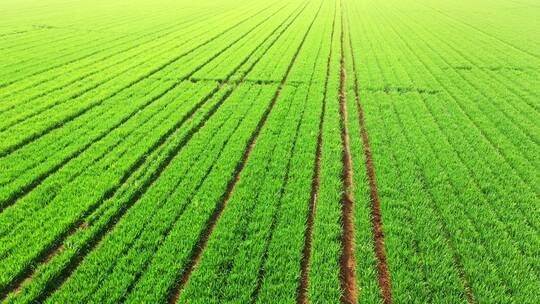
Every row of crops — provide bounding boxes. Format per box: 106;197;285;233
0;0;538;303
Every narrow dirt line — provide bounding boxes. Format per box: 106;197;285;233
169;3;324;303
253;13;326;301
345;10;392;304
298;4;337;303
116;87;263;302
338;7;358;304
27;87;233;304
0;84;192;214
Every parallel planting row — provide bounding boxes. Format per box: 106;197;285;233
0;0;538;303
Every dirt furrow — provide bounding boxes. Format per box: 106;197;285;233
338;8;358;303
298;3;337;303
345;11;393;303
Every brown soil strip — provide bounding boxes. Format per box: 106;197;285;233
297;4;337;304
42;245;65;265
168;3;324;303
439;224;476;304
13;277;32;295
448;241;476;304
345;17;393;304
338;9;359;304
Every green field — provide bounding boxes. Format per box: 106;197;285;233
0;0;539;303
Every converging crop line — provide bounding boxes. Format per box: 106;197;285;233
112;109;242;303
0;2;270;92
367;4;515;295
0;7;171;72
1;83;221;294
0;241;63;302
0;7;224;107
0;1;290;215
250;86;307;304
0;85;220;301
416;38;540;194
389;6;540;173
28;85;230;304
0;87;180;213
0;4;219;57
0;35;131;91
358;3;498;303
345;6;393;304
0;3;296;213
118;88;255;303
2;3;301;296
419;2;540;61
298;3;337;303
2;1;307;301
0;2;277;158
364;39;478;301
168;2;324;302
377;13;527;293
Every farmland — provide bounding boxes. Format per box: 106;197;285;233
0;0;539;303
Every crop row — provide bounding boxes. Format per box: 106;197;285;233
0;1;288;156
377;0;540;257
0;3;289;291
37;2;320;301
0;6;184;86
179;2;329;302
345;0;540;302
0;0;273;106
340;7;385;304
0;0;260;87
0;0;306;245
0;7;234;117
44;83;276;303
46;1;322;303
0;0;301;212
0;1;312;302
2;0;537;303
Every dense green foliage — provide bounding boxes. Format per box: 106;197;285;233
0;0;538;303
